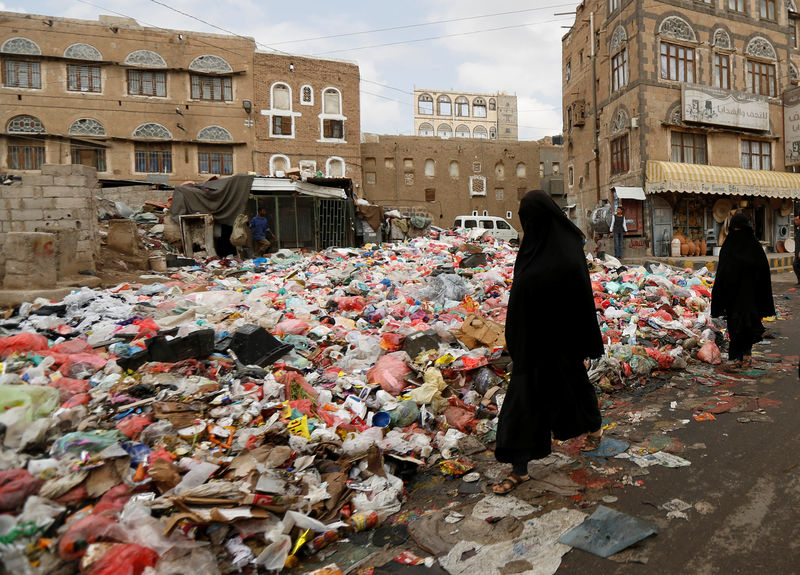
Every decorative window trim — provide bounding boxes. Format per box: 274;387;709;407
269;154;291;176
474;125;489;139
318;86;346;143
197;125;233;142
69;118;106;136
321;86;343;115
188;54;233;74
712;29;732;51
791;63;799;84
745;37;777;60
455;124;471;138
658;16;697;43
325;156;346;178
132;122;172;139
611;108;630;134
64;43;102;61
124;50;167;68
7;114;45;133
300;84;313;106
299;160;317;177
437;123;453;138
610;26;627;54
469;175;487;197
1;37;41;55
418;122;434;136
271;82;293;111
418;93;434;115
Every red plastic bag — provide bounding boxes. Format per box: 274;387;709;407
93;484;130;516
443;406;476;434
0;469;43;511
58;514;116;559
85;543;158;575
59;353;108;377
334;296;366;312
116;415;153;439
49;377;91;402
50;338;93;355
61;393;92;409
0;333;49;358
367;354;411;396
380;332;405;352
697;341;722;365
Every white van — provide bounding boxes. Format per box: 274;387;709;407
453;215;519;243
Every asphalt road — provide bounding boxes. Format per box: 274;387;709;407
557;271;800;574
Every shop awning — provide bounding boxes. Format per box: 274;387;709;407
612;186;646;200
646;160;800;199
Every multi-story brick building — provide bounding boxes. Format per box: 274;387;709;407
253;52;361;187
360;134;539;229
563;0;800;257
0;11;256;185
413;89;518;141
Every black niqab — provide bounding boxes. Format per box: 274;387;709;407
505;190;604;368
711;213;775;343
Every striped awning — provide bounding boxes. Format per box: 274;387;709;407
646;160;800;199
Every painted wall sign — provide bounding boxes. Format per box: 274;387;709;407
783;86;800;166
682;84;769;131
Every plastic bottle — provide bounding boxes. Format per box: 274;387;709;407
347;511;380;532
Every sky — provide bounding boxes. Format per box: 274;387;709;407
1;0;574;141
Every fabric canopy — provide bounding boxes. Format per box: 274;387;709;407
170;174;255;226
612;186;646;200
646;160;800;199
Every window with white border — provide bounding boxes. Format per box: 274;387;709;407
506;211;512;219
300;84;313;106
319;87;346;142
261;82;302;139
469;175;487;196
299;159;317;177
270;154;291;176
326;156;345;177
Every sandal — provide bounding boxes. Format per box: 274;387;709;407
491;473;530;495
581;430;603;451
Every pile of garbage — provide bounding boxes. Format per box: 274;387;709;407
0;229;723;574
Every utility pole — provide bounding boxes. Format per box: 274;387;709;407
591;11;601;205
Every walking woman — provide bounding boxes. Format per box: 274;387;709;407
711;213;775;368
493;190;605;494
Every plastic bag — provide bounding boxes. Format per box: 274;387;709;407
230;213;249;247
697;341;722;364
0;333;49;358
155;547;221;575
274;319;311;336
366;353;411;396
0;469;43;511
116;415;153;439
85;543;158;575
58;514;116;559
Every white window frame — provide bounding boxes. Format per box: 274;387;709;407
469;175;487;197
326;156;346;177
261;82;301;139
270;154;291;176
300;84;314;106
318;86;347;143
299;159;317;177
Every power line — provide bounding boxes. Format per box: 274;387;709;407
314;17;573;55
268;3;576;45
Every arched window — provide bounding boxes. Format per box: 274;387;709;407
474;125;488;139
418;93;433;115
455;96;469;117
270;154;290;176
516;162;527;177
489;126;497;139
488;98;496;111
69;118;105;136
495;162;505;179
658;16;697;42
64;43;102;61
449;161;459;177
437;95;452;116
7;115;45;133
133;123;171;139
1;37;41;55
745;37;778;96
323;88;342;114
188;55;233;73
473;98;487;118
455;124;471;138
197;126;233;141
424;159;435;177
326;156;345;177
301;85;313;105
272;83;291;110
124;50;167;67
611;26;628;91
437;124;453;138
418;122;434;136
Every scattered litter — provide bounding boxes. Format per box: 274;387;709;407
557;505;658;558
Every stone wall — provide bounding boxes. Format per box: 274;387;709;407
0;164;98;287
97;186;174;209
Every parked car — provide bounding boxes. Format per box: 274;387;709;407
453;215;520;243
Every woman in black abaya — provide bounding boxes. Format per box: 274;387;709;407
493;190;605;494
711;213;775;367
